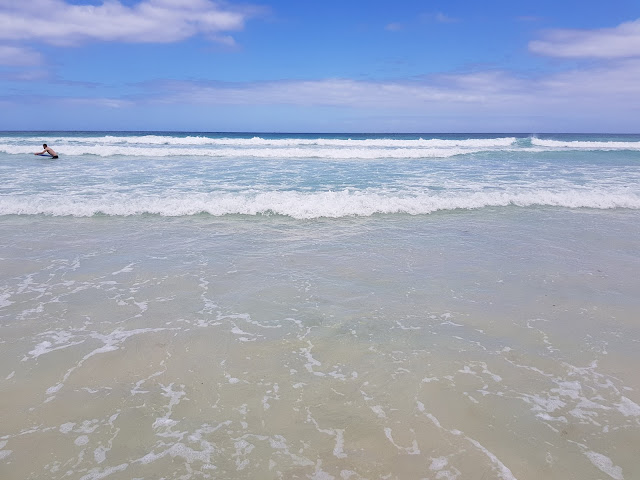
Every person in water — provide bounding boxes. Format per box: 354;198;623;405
34;144;58;158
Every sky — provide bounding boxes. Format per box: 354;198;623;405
1;0;640;132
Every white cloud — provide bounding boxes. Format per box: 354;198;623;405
0;46;43;66
530;18;640;58
67;97;133;108
0;70;50;82
385;22;403;32
0;0;258;46
7;61;640;131
419;12;460;25
435;13;458;24
144;59;640;118
517;16;543;23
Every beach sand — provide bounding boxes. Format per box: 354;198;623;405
1;208;639;479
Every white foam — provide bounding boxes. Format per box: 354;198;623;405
383;427;420;455
429;456;461;480
370;405;386;419
532;138;640;150
0;143;515;159
463;436;517;480
0;293;13;308
78;463;128;480
24;330;84;360
1;189;638;218
59;422;76;433
0;441;10;460
6;134;638;157
584;451;624;480
43;327;172;400
46;383;64;395
231;326;254;336
0;135;519;157
301;342;325;376
430;456;449;471
111;263;135;275
419;403;517;480
0;135;517;148
309;460;335;480
615;397;640;417
94;445;108;464
306;409;348;459
76;419;100;434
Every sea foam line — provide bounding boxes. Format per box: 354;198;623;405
1;190;638;218
531;138;640;150
0;135;518;148
0;145;516;159
4;135;640;152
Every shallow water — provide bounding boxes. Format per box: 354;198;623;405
1;208;639;479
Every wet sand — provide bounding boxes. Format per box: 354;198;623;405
1;209;639;479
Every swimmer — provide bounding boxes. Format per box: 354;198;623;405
34;144;58;159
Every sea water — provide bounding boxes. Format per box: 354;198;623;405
0;132;639;479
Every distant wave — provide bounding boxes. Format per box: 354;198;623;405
0;145;510;159
531;138;640;150
0;135;523;159
0;135;519;148
1;190;638;218
3;134;639;158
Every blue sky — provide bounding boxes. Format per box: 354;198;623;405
1;0;639;132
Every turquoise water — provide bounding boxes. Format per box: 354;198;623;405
1;132;639;479
1;132;639;217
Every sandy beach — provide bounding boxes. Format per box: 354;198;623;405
1;200;639;479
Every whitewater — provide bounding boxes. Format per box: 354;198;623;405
1;131;639;480
1;132;639;217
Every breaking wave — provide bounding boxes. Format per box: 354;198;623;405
531;138;640;150
4;134;639;158
1;189;638;218
0;135;522;159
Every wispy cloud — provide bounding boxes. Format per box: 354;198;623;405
5;60;640;130
435;13;459;24
385;22;403;32
66;97;133;108
0;46;43;66
3;7;640;131
128;59;640;116
517;16;543;23
0;70;49;82
0;0;262;46
419;12;460;25
530;18;640;58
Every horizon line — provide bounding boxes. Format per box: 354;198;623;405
1;130;639;135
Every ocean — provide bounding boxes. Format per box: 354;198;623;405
1;132;639;479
